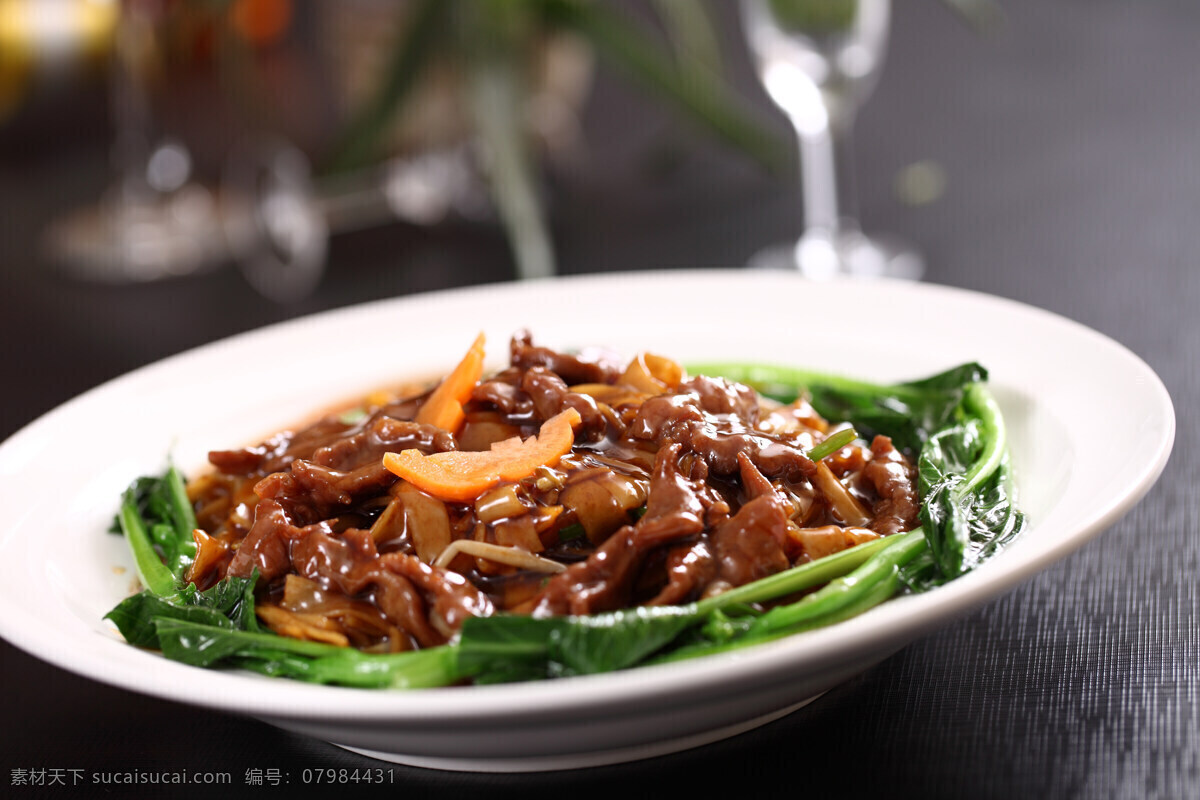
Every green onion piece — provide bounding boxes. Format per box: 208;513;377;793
807;427;857;462
557;523;586;543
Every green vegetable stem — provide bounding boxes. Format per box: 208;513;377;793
116;465;197;597
154;620;458;690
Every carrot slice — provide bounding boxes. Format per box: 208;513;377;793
415;332;486;434
384;408;582;503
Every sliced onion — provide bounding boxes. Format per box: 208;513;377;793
619;352;680;395
569;383;650;408
787;524;881;563
185;528;229;588
811;461;873;527
397;482;452;564
475;484;528;523
494;516;544;553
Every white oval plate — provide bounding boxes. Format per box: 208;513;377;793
0;271;1175;772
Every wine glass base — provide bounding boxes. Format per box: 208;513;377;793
44;186;231;284
747;230;924;281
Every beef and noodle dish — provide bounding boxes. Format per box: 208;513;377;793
107;331;1021;687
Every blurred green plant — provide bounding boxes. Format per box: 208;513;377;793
325;0;1003;281
324;0;791;281
765;0;1003;36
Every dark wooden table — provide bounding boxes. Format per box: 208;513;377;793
1;1;1195;796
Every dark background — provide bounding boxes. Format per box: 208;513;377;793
1;0;1196;797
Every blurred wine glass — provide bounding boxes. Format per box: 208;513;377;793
741;0;922;279
45;1;592;301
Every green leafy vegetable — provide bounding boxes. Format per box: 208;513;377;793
747;529;928;637
918;383;1023;579
117;465;199;597
104;572;259;649
116;466;198;588
108;463;261;649
117;489;177;599
153;620;458;689
456;605;698;682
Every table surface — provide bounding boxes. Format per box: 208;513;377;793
1;0;1196;797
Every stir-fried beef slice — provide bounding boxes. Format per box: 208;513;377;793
646;539;716;605
373;393;425;423
686;419;817;481
213;389;439;475
267;418;363;474
519;367;606;440
709;453;791;588
712;496;791;588
471;363;608;442
290;527;443;648
862;435;920;534
226;499;295;582
211;391;438;477
252;472;309;521
250;416;457;523
642;442;710;527
520;367;569;421
532;443;711;616
311;416;456;471
209;416;367;478
253;462;392;525
510;330;621;385
379;553;494;639
680;375;761;425
630;391;816;481
293;460;396;508
470;368;533;417
532;524;644;616
628;393;703;441
209;431;292;476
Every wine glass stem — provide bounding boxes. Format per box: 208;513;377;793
794;111;860;240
